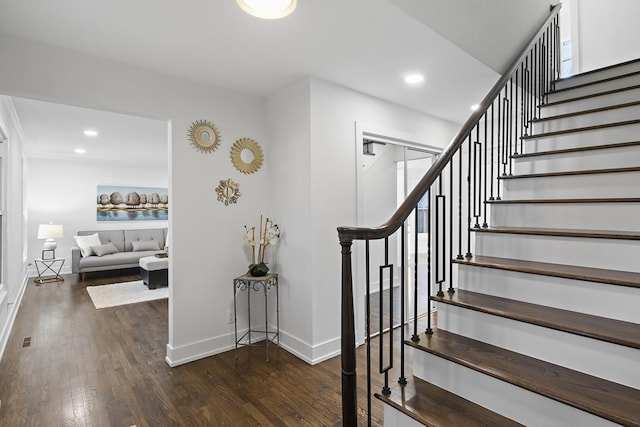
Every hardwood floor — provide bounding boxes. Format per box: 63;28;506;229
0;271;393;426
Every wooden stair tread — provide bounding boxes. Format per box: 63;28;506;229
453;255;640;288
406;329;640;427
499;165;640;179
552;58;640;86
548;70;640;95
431;289;640;349
472;225;640;240
521;118;640;140
513;140;640;158
541;83;640;108
486;197;640;204
375;377;524;427
531;100;640;123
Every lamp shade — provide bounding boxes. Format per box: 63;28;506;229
37;224;64;239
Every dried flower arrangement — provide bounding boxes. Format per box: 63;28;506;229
244;215;280;276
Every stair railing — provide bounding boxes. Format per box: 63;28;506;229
337;4;562;425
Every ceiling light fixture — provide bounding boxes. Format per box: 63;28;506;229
75;148;86;154
470;104;480;111
404;74;424;85
83;129;98;137
237;0;297;19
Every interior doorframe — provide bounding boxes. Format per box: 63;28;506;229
353;121;442;346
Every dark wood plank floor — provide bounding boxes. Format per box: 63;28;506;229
0;271;398;426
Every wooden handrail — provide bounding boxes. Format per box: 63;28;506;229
338;3;562;244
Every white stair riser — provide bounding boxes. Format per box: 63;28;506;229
457;265;640;323
475;232;640;273
547;74;640;103
540;87;640;117
383;406;424;427
554;62;640;90
514;145;640;174
502;171;640;199
436;304;640;389
525;122;640;151
410;347;620;427
489;201;640;231
533;104;640;133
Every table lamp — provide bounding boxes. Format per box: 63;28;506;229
37;223;63;258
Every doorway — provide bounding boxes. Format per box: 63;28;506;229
355;128;440;344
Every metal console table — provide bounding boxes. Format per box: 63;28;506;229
233;273;279;361
34;257;65;285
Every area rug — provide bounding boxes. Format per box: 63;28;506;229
86;280;168;309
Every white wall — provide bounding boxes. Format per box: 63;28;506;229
25;156;169;274
0;96;29;361
0;33;270;366
574;0;640;72
266;78;313;361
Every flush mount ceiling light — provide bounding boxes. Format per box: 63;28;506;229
470;104;480;111
75;148;86;154
237;0;297;19
404;73;425;85
83;129;98;137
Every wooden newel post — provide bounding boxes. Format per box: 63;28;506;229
340;237;357;426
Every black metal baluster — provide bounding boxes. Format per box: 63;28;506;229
399;224;407;385
448;161;455;293
365;240;371;426
466;134;472;259
496;93;502;200
379;237;392;396
412;209;419;342
490;102;495;201
473;126;481;229
436;173;446;296
426;195;433;335
457;149;463;260
483;112;489;228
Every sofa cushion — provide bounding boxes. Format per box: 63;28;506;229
74;233;101;257
91;242;119;257
78;250;159;270
124;229;165;252
78;230;125;252
131;240;160;251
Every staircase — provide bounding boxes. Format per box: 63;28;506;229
377;59;640;426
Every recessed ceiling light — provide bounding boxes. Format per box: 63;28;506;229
83;129;98;137
237;0;297;19
75;148;86;154
404;74;425;85
470;104;480;111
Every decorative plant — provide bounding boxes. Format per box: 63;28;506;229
244;215;280;276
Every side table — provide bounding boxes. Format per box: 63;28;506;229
34;258;65;284
233;273;279;361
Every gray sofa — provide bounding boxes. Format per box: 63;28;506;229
71;228;167;278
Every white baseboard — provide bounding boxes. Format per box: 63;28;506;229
0;272;30;363
165;327;341;367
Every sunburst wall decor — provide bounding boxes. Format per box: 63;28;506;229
215;178;241;206
230;137;264;174
188;119;221;153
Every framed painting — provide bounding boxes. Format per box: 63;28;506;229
97;185;168;221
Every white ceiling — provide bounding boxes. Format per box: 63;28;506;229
0;0;551;163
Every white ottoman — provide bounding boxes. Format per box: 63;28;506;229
139;255;168;289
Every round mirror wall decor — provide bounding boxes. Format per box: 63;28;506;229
230;137;264;174
215;178;241;206
188;119;221;153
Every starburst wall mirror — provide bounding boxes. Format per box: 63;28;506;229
230;138;264;174
188;119;221;153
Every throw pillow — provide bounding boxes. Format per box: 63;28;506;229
131;240;160;251
74;233;102;257
90;242;119;257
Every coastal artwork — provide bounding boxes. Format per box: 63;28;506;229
97;185;168;221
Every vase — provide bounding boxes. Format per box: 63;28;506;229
249;265;268;277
